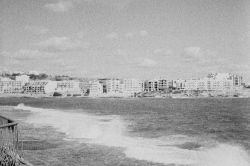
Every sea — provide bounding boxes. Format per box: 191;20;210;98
1;97;250;166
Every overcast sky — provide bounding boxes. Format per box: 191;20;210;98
1;0;250;81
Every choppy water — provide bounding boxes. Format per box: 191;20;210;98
2;97;250;165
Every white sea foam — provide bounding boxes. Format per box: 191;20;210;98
15;103;250;166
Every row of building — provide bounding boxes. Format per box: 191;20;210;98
0;73;243;96
173;73;242;91
0;75;87;94
89;73;243;96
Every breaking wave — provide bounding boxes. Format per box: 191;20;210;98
15;103;250;166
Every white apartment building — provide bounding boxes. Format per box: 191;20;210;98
173;79;186;90
144;78;172;92
23;81;57;94
55;81;81;93
184;78;232;91
0;81;23;93
123;78;144;94
184;79;201;90
183;73;242;91
89;80;103;94
0;75;29;93
209;73;242;86
106;79;122;93
79;81;89;93
23;80;82;94
15;75;30;86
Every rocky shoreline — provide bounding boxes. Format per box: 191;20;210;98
0;88;250;99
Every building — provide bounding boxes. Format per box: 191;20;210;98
208;73;242;86
232;75;242;86
98;79;108;93
123;78;144;94
144;78;172;92
55;81;82;93
15;75;30;86
184;78;233;91
183;73;242;91
106;79;122;93
0;81;23;93
173;79;186;90
158;78;173;91
144;79;158;92
23;80;83;94
89;80;103;95
184;79;200;90
23;81;57;94
79;81;89;93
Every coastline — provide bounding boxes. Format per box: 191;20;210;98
0;89;250;99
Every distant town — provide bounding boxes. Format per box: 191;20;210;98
0;69;250;98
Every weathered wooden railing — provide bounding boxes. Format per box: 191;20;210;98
0;115;32;166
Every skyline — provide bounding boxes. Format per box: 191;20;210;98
1;0;250;82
